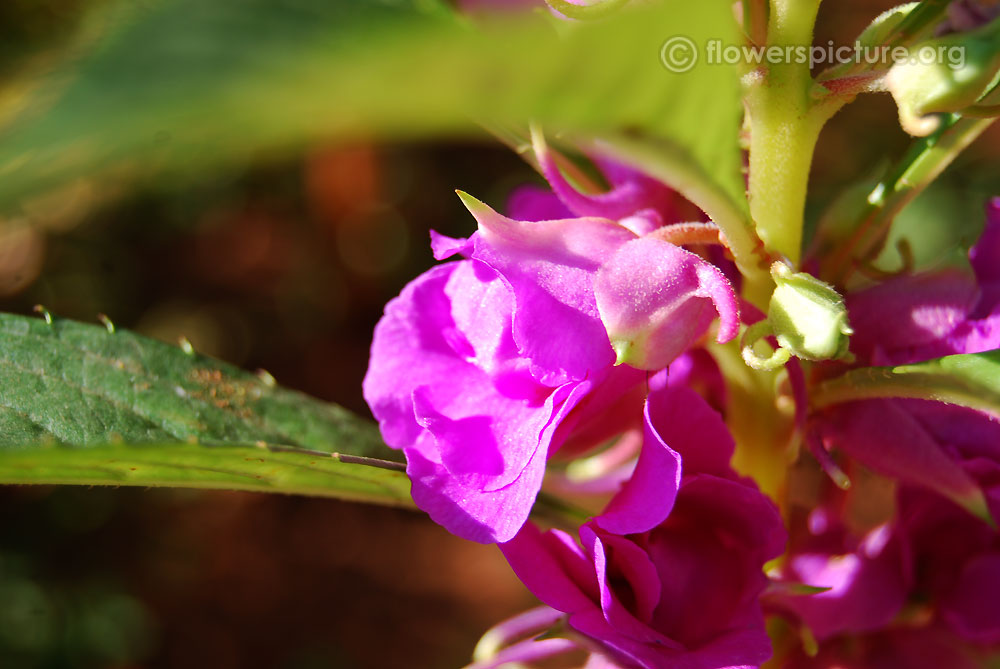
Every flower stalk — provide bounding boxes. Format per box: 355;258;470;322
745;0;830;266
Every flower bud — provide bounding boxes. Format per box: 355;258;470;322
886;19;1000;136
767;262;852;362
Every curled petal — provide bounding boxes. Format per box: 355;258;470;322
645;385;735;478
532;127;675;221
500;523;597;613
581;525;675;647
405;412;566;545
470;606;573;669
594;235;739;370
593;392;683;535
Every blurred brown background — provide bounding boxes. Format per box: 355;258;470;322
0;139;540;668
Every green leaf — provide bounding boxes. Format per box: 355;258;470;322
0;311;411;506
0;444;412;506
764;580;832;597
0;0;742;214
811;349;1000;420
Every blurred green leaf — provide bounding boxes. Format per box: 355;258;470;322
0;311;411;506
812;349;1000;420
0;0;742;213
0;443;411;506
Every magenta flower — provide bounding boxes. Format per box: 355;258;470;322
775;484;1000;661
783;190;1000;648
811;199;1000;521
896;486;1000;645
364;161;739;543
846;198;1000;366
770;506;908;642
782;627;983;669
501;386;786;668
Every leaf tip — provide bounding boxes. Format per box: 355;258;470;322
256;369;276;387
178;336;195;356
97;313;116;334
33;304;53;326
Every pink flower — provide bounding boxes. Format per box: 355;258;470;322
364;162;739;543
501;386;786;668
770;506;908;642
812;199;1000;522
775;486;1000;662
897;486;1000;644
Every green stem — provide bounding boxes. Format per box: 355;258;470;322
823;112;997;284
811;363;1000;422
746;0;831;266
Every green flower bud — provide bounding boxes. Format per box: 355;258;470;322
767;262;852;362
886;18;1000;136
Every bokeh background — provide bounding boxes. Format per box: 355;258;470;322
1;0;1000;667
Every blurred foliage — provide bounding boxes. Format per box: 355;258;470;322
0;1;90;75
0;0;743;216
0;487;154;669
0;561;153;668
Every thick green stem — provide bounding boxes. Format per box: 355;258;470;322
746;0;829;266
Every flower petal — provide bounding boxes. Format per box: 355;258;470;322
817;399;990;522
846;271;979;364
645;385;735;478
778;525;907;640
500;523;597;612
363;264;472;449
941;552;1000;643
459;191;635;384
592;390;684;535
595;235;739;370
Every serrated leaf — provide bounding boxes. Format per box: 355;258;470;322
0;0;742;215
812;349;1000;420
0;311;411;506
